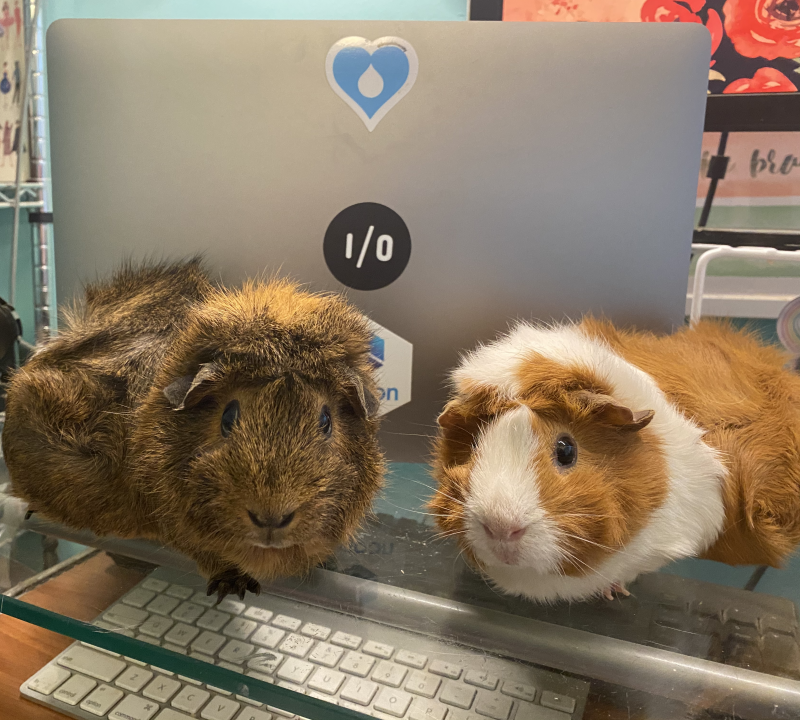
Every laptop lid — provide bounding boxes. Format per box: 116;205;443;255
45;19;710;461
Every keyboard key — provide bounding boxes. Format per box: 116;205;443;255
58;646;127;682
164;642;188;655
277;657;315;684
198;610;232;633
430;661;461;679
308;667;347;694
54;674;97;705
374;687;413;717
244;607;274;624
308;689;337;702
103;604;149;630
301;623;331;640
123;588;157;608
280;633;315;658
273;614;302;631
762;613;797;636
172;602;205;624
540;691;576;714
247;651;285;674
142;578;169;593
219;640;256;663
501;681;536;702
372;660;408;687
143;675;182;702
165;623;201;647
763;632;800;679
363;641;394;659
193;592;218;608
235;709;273;720
179;673;203;686
218;599;246;616
441;681;477;709
80;683;125;716
225;618;259;641
445;711;480;720
173;685;211;713
201;696;242;720
309;642;344;667
340;651;376;677
154;711;194;720
515;703;571;720
167;584;195;600
409;698;448;720
396;650;427;669
405;671;441;698
148;595;182;617
140;615;175;638
109;694;161;720
465;671;498;690
116;666;154;692
190;652;216;664
340;677;380;705
475;693;513;720
331;631;362;650
27;664;71;695
192;631;228;655
252;625;286;649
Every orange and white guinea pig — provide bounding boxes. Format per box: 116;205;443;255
431;317;800;603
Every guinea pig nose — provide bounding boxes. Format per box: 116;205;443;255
248;510;296;530
482;522;528;543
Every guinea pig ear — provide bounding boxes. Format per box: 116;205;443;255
574;390;654;432
438;401;468;432
163;362;220;411
342;368;381;419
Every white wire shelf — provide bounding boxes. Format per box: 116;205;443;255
0;181;44;209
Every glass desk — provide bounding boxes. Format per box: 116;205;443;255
2;448;800;720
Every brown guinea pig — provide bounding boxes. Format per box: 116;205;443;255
2;259;384;600
431;317;800;603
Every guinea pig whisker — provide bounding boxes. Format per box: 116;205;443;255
559;531;616;553
558;545;613;586
378;499;444;517
409;478;466;505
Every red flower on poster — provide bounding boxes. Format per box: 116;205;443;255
641;0;724;64
723;65;799;90
723;0;800;60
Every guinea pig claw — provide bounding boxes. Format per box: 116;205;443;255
206;569;261;603
603;583;630;601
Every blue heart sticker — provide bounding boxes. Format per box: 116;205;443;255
326;37;418;132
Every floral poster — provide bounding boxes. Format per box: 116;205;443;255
502;0;800;205
0;0;27;183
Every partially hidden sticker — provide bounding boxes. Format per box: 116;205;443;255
367;319;413;416
326;36;418;132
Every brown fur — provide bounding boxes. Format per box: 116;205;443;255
582;317;800;567
2;259;385;598
432;317;800;581
432;355;667;577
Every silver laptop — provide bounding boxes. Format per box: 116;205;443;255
45;20;710;461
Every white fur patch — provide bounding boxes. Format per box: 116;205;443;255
467;406;564;574
456;322;727;603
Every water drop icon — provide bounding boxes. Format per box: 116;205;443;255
357;64;384;99
326;36;418;132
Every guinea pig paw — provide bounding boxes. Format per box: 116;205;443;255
206;569;261;603
602;583;631;601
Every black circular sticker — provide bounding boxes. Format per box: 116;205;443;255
323;202;411;291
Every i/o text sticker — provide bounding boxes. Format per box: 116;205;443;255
326;36;418;132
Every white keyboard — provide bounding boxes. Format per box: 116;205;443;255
21;567;588;720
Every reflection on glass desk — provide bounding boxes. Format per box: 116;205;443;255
3;510;800;720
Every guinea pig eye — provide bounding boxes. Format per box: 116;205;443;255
554;434;577;470
220;400;240;438
319;405;332;438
